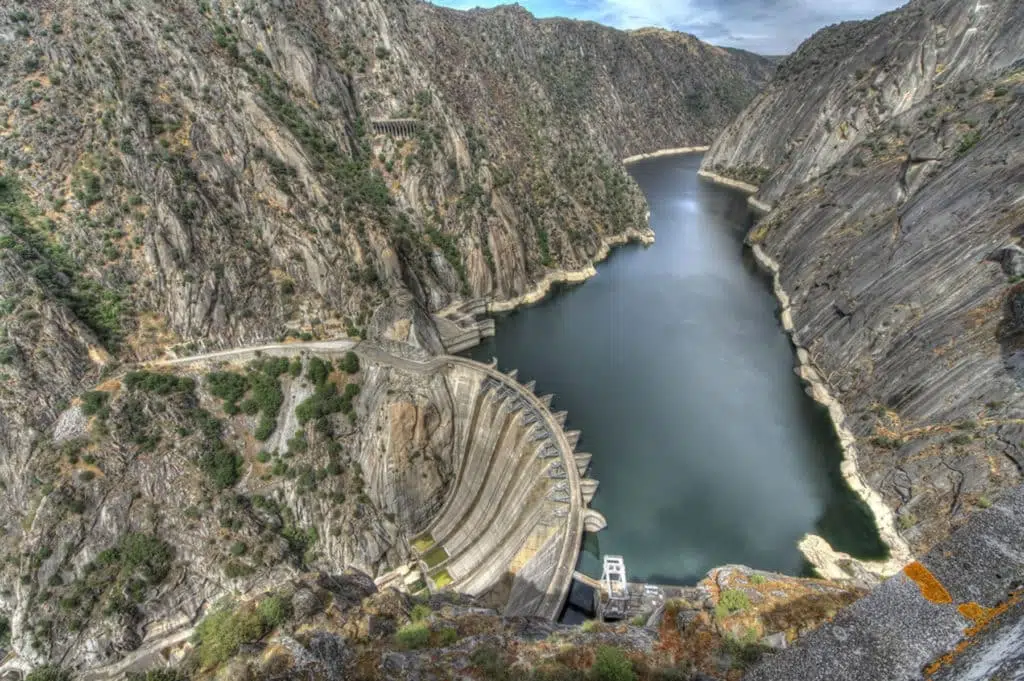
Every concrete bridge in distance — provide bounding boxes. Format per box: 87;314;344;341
370;118;423;137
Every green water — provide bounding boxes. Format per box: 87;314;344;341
466;154;886;586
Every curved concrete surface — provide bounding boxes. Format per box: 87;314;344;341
150;338;601;621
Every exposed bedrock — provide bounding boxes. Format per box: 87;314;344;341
700;0;1024;556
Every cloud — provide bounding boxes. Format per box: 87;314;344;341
429;0;908;54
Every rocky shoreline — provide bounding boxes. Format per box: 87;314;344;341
699;172;913;579
622;146;710;165
695;169;758;194
486;227;655;313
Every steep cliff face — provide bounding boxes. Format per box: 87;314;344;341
701;0;1024;553
2;354;456;670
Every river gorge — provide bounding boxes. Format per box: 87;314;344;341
467;153;888;588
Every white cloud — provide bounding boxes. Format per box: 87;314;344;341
430;0;908;54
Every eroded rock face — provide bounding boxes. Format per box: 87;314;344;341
358;363;456;533
701;0;1024;552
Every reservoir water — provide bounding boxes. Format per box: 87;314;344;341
466;154;886;588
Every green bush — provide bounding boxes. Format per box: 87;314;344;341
254;416;275;441
340;351;360;374
126;670;188;681
436;627;458;646
469;645;505;678
394;621;430;650
305;357;331;387
124;371;195;395
118;533;175;584
590;646;637;681
193;602;266;669
722;635;774;670
257;594;292;629
410;603;432;622
229;541;247;557
80;391;109;416
715;589;751;619
206;372;249;411
26;666;71;681
957;130;981;157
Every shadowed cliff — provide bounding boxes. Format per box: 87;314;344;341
701;0;1024;555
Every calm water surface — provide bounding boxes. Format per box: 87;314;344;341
467;154;885;587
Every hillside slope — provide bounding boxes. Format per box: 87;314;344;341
0;0;772;513
700;0;1024;553
0;0;775;674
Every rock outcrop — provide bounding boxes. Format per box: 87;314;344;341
701;0;1024;556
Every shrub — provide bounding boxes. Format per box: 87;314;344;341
80;391;109;416
410;603;432;622
118;532;174;584
193;603;266;669
590;646;637;681
956;130;981;157
436;626;458;646
287;432;308;455
229;541;247;557
395;621;430;650
126;671;188;681
749;574;767;585
340;351;360;374
715;589;751;619
470;645;505;678
124;371;194;395
199;443;242;489
206;372;249;411
722;634;774;670
254;416;275;441
257;594;292;629
305;357;331;387
78;470;96;482
26;667;71;681
977;495;992;508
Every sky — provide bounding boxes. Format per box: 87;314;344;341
431;0;908;55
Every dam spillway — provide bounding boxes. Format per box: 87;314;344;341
407;357;604;619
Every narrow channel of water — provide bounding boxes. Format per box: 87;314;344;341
466;153;886;591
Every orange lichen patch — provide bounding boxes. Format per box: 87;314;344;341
924;589;1024;677
903;562;953;604
956;602;988;623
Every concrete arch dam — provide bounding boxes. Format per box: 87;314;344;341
409;359;605;620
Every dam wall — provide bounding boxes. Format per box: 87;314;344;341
410;359;604;620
